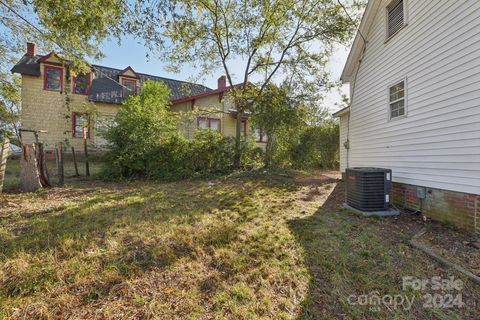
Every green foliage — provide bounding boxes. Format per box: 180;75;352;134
136;0;359;88
132;0;363;167
0;77;21;140
251;84;306;167
289;121;340;169
146;130;236;180
102;80;262;180
102;80;177;178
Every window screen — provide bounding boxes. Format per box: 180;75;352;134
387;0;404;38
255;128;267;142
210;119;221;131
198;117;209;129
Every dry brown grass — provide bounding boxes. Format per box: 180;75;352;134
0;171;479;319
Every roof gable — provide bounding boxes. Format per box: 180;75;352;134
341;0;382;83
118;66;140;79
38;52;65;65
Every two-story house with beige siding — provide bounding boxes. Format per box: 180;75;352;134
335;0;480;232
11;43;267;152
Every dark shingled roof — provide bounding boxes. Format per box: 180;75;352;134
11;54;212;104
10;54;41;76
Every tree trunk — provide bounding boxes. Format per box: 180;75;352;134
265;133;274;168
234;112;243;168
37;143;52;188
21;144;43;192
0;138;9;193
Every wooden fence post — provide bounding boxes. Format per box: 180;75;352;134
71;146;79;176
57;142;64;186
83;128;90;177
0;138;9;193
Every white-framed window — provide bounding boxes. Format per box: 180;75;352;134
389;79;406;120
386;0;405;39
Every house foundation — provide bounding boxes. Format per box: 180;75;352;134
391;182;479;233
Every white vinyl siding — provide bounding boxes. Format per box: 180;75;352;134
346;0;480;195
339;113;349;172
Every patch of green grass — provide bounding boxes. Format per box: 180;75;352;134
0;174;478;319
289;209;479;320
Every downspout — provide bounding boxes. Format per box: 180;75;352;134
346;41;367;169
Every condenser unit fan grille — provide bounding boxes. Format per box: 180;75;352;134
346;167;392;211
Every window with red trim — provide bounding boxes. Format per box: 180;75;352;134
122;79;138;98
197;117;221;131
241;119;247;137
72;112;90;138
73;74;90;94
255;128;267;143
44;65;63;91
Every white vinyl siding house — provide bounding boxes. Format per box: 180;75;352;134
338;0;480;196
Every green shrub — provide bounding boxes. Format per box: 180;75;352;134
101;80;263;180
101;80;178;179
189;129;236;174
147;130;237;180
289;121;339;169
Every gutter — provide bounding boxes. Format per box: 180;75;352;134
332;106;350;118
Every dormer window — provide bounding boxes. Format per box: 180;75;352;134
122;78;138;98
44;65;63;91
73;74;90;95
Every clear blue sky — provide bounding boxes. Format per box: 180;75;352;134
93;36;350;113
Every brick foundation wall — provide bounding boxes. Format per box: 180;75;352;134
392;182;479;233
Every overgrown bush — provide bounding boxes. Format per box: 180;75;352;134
289;121;339;169
102;80;262;180
101;80;178;178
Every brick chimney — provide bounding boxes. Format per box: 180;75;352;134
27;42;37;56
217;75;226;89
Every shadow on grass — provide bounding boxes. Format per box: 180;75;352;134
288;182;410;319
0;174;302;301
288;181;480;320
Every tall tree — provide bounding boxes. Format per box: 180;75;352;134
0;0;130;141
133;0;363;167
0;0;127;72
251;84;305;167
0;76;21;140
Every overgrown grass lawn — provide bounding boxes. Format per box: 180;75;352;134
0;172;479;319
